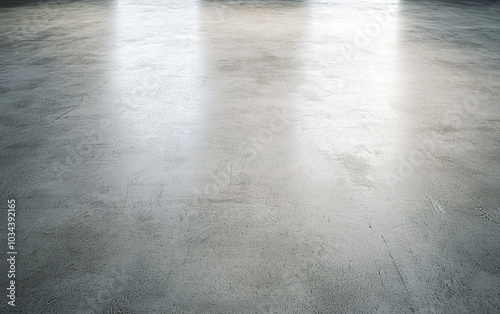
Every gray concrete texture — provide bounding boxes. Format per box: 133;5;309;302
1;0;500;312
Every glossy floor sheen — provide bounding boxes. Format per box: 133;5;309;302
1;0;500;312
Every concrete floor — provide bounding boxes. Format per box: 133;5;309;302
1;0;500;312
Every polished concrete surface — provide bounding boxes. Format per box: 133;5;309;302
1;0;500;312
